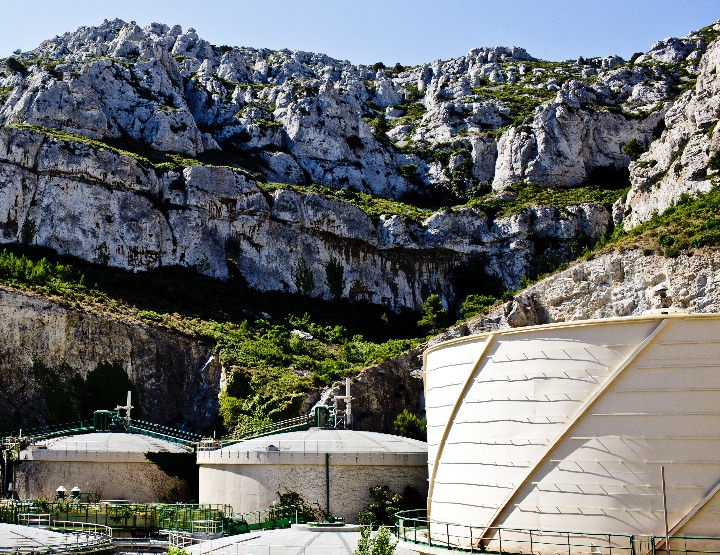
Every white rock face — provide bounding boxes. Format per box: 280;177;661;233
0;18;718;311
1;18;712;202
429;248;720;346
492;97;664;189
623;37;720;228
0;126;611;311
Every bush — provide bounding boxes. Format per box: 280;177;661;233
417;294;447;334
393;409;427;441
460;294;497;319
139;310;164;322
354;526;397;555
277;489;322;521
357;485;422;529
708;151;720;171
6;57;27;75
356;486;403;527
623;138;645;161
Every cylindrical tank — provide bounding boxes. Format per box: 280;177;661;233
423;313;720;551
16;432;195;502
197;428;427;522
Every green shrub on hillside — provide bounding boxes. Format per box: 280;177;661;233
460;294;498;319
623;138;645;161
469;181;627;219
417;294;447;334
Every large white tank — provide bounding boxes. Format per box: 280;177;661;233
197;428;427;523
423;313;720;552
16;432;194;502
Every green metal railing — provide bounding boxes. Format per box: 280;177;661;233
394;510;720;555
0;520;113;554
3;420;95;445
0;501;231;533
126;419;203;447
224;504;305;535
2;418;203;452
2;500;307;539
219;414;314;447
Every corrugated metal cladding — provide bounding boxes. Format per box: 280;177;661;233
424;313;720;550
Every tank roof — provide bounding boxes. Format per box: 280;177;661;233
31;431;189;453
184;521;421;555
219;428;427;454
0;522;109;552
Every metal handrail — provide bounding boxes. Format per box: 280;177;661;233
0;500;232;532
2;418;202;451
218;414;314;446
394;510;720;555
0;520;113;554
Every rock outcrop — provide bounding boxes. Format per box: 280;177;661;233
0;18;711;200
623;24;720;228
340;247;720;429
0;126;611;310
0;286;221;432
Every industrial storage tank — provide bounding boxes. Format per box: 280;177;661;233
421;312;720;553
16;431;195;502
197;428;427;522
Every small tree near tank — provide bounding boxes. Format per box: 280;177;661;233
417;294;447;334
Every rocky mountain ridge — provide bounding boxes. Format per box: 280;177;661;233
1;19;711;197
0;19;717;311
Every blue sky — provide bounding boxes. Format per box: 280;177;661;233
0;1;718;65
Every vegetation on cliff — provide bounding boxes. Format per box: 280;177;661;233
0;244;420;434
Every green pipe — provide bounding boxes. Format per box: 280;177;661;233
325;452;330;519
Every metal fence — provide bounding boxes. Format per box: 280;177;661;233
224;505;304;535
218;414;314;447
125;419;203;447
0;520;113;554
394;510;720;555
0;501;231;532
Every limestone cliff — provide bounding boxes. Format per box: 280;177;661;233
0;125;611;310
0;19;716;310
621;28;720;228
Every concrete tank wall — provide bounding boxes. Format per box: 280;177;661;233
16;432;194;502
15;458;190;502
198;452;428;522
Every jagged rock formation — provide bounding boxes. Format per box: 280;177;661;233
439;248;720;342
0;285;221;432
339;247;720;429
1;18;713;309
623;24;720;227
0;19;703;196
0;125;610;310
